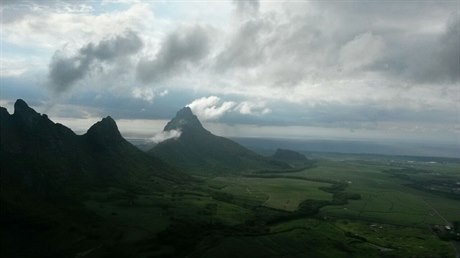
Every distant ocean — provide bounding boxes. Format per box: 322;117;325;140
230;137;460;159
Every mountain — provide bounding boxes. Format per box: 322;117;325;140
0;99;187;198
149;107;290;175
0;99;192;257
272;148;308;162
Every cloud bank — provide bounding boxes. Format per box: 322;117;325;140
2;0;458;144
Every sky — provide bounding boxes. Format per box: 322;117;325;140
0;0;459;146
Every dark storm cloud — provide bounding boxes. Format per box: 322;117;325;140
301;2;460;85
214;0;266;71
438;14;460;83
369;14;459;85
80;31;143;61
136;25;211;83
215;18;269;71
419;14;460;83
49;52;91;93
215;1;459;87
48;30;143;93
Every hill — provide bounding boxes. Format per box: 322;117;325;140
149;107;290;175
272;148;308;162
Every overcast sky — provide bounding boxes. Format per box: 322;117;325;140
1;0;459;144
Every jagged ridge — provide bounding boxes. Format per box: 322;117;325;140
0;99;188;198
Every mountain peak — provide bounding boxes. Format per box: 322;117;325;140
152;106;290;175
100;116;117;127
88;116;120;136
0;106;9;117
164;106;204;131
177;106;194;118
12;99;44;127
14;99;29;109
14;99;39;117
85;116;124;148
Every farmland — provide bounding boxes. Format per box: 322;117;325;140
74;153;460;257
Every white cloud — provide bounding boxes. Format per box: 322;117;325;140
2;3;153;50
159;89;168;97
131;87;170;103
1;58;28;77
150;129;182;143
0;57;46;77
187;96;273;121
187;96;236;121
234;101;271;115
132;87;155;103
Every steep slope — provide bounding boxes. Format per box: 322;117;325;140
0;99;190;258
1;100;85;197
0;99;186;197
82;115;187;187
150;107;289;175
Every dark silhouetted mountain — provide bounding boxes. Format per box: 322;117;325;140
0;99;191;258
149;107;290;175
272;148;308;162
85;116;124;149
0;99;187;199
164;106;204;132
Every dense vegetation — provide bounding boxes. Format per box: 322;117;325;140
1;100;459;257
383;168;460;200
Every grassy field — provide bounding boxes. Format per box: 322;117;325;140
208;176;332;211
199;156;459;257
83;187;254;237
273;159;460;227
75;155;460;257
199;217;454;258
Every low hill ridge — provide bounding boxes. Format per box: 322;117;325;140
272;148;308;162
